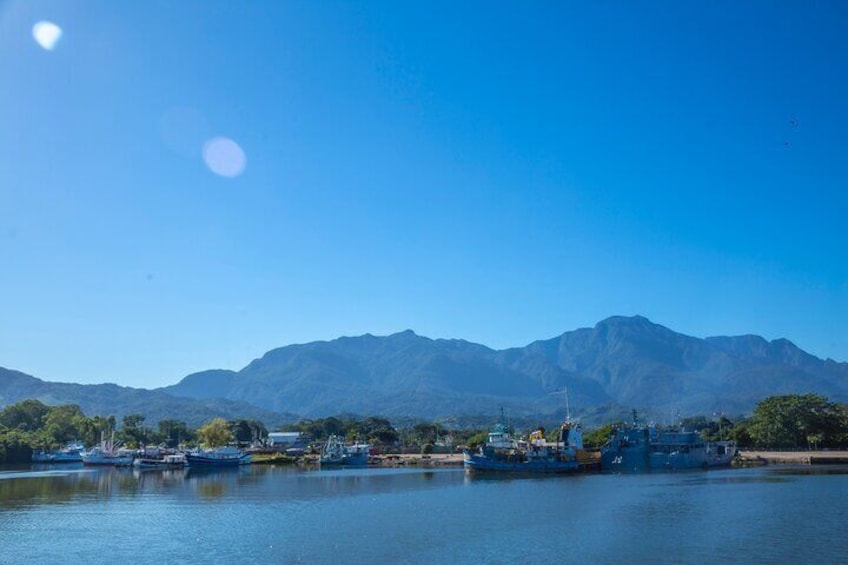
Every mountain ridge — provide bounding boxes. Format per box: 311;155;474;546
3;316;846;425
161;315;848;419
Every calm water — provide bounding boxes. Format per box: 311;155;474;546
1;463;847;564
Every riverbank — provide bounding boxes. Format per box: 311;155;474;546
371;453;465;467
257;450;848;469
737;450;848;465
250;452;467;467
397;451;848;469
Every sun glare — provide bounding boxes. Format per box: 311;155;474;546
32;21;63;51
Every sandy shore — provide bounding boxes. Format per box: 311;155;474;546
738;450;848;465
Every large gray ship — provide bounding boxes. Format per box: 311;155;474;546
601;413;736;472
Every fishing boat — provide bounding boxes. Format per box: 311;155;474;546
133;453;187;470
82;446;135;466
342;442;371;466
32;441;85;463
319;435;344;465
82;433;135;466
600;411;737;472
462;419;583;474
185;446;251;468
319;435;371;466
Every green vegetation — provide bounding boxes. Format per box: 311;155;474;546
196;418;233;448
3;393;847;464
578;394;848;451
747;393;848;449
284;416;401;445
0;400;195;464
582;423;615;449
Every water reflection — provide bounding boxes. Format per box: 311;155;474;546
0;466;113;510
767;464;848;476
678;475;791;486
2;463;847;563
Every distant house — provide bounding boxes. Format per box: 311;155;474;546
268;432;306;450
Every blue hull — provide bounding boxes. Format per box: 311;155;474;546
32;453;83;464
185;454;247;468
463;452;579;474
320;453;368;466
600;427;736;472
343;452;368;466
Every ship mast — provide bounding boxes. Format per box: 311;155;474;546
548;387;571;423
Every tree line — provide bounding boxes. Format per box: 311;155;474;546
580;393;848;450
2;393;847;464
0;400;269;464
0;400;473;463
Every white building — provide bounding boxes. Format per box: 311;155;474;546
267;432;305;448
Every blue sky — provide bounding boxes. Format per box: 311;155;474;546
1;1;846;389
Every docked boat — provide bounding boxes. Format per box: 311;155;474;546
319;435;344;465
343;442;371;466
600;412;737;472
82;433;135;466
319;435;370;466
133;453;187;470
82;446;135;466
462;419;583;474
32;441;85;464
185;446;251;468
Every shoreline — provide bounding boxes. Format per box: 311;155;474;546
372;451;848;468
251;452;467;467
737;450;848;466
253;450;848;468
370;453;465;467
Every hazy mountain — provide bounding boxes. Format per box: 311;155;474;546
4;316;847;426
527;316;848;418
161;316;848;421
0;367;293;428
162;330;590;419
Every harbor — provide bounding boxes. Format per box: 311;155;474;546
4;460;848;564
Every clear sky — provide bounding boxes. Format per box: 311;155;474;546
1;1;846;389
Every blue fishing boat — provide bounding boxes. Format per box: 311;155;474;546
342;442;371;466
81;433;134;466
133;453;187;470
31;441;85;464
185;446;251;468
463;419;583;474
319;436;371;466
600;411;737;472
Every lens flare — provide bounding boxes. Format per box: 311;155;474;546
202;137;246;178
32;21;63;51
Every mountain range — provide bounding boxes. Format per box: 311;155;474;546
2;316;847;427
0;367;295;428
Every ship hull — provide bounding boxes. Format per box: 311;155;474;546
463;451;579;474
